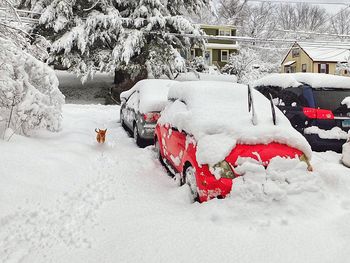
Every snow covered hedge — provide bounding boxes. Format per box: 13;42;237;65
222;47;282;84
0;37;65;138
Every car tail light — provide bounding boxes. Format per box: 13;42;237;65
143;112;160;122
302;107;334;120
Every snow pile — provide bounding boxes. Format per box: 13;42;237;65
253;73;350;89
304;126;349;140
0;38;65;136
231;157;319;202
120;79;176;113
174;71;237;82
252;73;301;89
341;96;350;108
159;81;312;165
342;142;350;167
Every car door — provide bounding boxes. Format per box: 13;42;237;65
165;125;187;170
276;87;309;132
123;92;139;129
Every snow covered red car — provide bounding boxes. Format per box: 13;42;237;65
120;79;175;146
155;81;312;202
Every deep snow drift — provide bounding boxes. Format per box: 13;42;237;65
1;104;350;263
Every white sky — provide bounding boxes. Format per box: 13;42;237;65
247;0;349;13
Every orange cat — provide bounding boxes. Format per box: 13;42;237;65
95;128;107;143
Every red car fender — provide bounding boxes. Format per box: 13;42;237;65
156;124;233;202
180;141;232;202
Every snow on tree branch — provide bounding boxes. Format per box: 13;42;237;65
29;0;207;80
0;38;64;138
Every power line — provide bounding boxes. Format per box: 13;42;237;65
275;28;350;39
322;3;350;24
247;0;350;5
162;32;350;49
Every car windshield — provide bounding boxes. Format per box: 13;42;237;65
313;88;350;112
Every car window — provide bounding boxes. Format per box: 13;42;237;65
278;87;307;107
126;92;139;110
313;88;350;112
256;85;307;107
255;86;282;100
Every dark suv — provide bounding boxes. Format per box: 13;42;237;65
254;73;350;152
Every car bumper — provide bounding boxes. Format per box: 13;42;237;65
304;134;346;153
139;124;156;139
198;176;233;202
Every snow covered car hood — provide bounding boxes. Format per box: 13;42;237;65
158;81;312;166
120;79;176;113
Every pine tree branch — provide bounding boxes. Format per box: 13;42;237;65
0;21;32;39
1;0;22;24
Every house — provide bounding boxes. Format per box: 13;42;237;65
282;42;350;76
190;24;239;68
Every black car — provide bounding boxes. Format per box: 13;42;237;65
254;73;350;153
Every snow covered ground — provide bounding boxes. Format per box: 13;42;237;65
56;71;115;104
1;104;350;263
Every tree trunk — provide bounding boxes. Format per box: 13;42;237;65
108;68;148;105
114;69;126;84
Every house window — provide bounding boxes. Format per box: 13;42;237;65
318;63;329;74
219;29;231;36
221;50;229;62
302;64;307;72
292;48;300;58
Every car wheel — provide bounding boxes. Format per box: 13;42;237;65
184;166;199;203
133;124;144;147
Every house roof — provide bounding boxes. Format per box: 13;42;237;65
298;43;350;62
283;60;296;66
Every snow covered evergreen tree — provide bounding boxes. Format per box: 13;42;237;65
29;0;208;81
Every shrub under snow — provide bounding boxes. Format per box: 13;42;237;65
0;38;65;138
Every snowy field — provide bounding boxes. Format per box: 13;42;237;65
1;104;350;263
